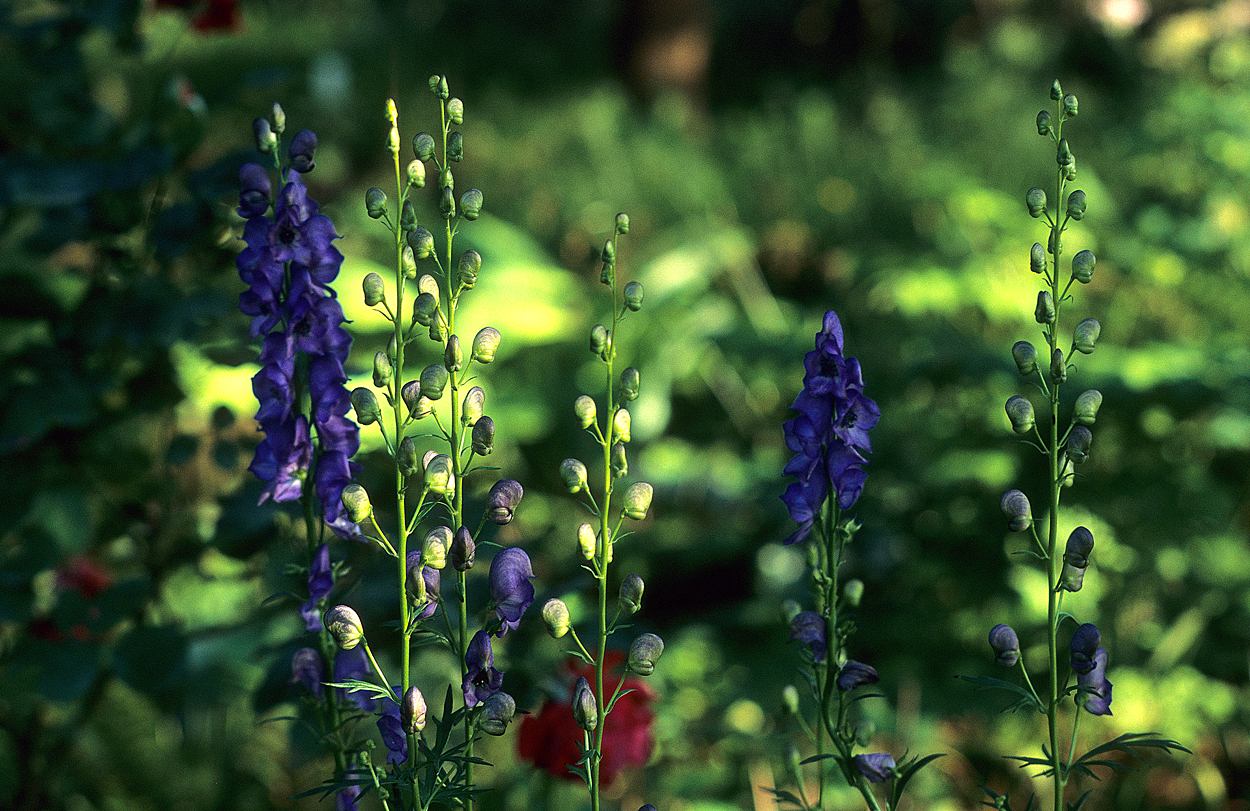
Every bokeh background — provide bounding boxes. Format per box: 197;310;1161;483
2;0;1248;809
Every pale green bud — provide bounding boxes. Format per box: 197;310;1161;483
419;364;449;400
623;281;644;311
843;578;864;608
402;686;427;734
1066;189;1087;221
541;598;571;638
373;350;393;388
429;74;449;99
1072;249;1095;284
1063;93;1078;118
459;250;481;289
1030;242;1045;274
413;132;436;162
479;691;515;736
1036;109;1052;137
613;408;631;444
572;677;597;732
407;159;425;188
272;102;286;135
341;483;372;523
471;416;494;456
422;526;451;570
324;605;364;649
1005;395;1035;435
460;188;483;220
782;685;800;715
616;212;630;234
1012;341;1038;376
560;458;589;493
1051;79;1063;101
1073;318;1100;354
1050;348;1067;384
590;324;609;357
408;226;434;260
472;327;500;363
628;632;664;676
447;132;463;163
622;481;653;520
577;523;597;560
1074;389;1102;425
424;454;455;496
619;573;644;614
611;442;627;478
446;97;464;125
365;187;387;219
620;367;640;401
1034;290;1055;325
351;387;382;425
462;386;485;426
1026;187;1047;218
444;334;463;373
575;395;597;429
398;435;419;477
362;272;385;306
400;199;417;232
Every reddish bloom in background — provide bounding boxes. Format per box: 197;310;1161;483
518;652;656;786
154;0;241;32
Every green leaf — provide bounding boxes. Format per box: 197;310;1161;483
957;675;1045;713
798;753;838;766
891;752;945;807
324;679;395;703
1070;732;1191;776
762;787;807;809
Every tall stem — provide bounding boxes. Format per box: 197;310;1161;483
1047;96;1066;811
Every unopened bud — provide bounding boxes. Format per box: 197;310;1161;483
782;684;800;715
401;379;421;414
460;188;483;220
444;335;463;373
341;484;373;524
324;605;364;649
1012;341;1038;376
402;245;417;278
422;526;451;570
440;185;455;218
400;199;417;232
628;632;664;676
989;623;1020;666
541;598;571;638
472;327;500;363
398;436;419;477
590;324;609;357
1066;425;1092;464
1030;241;1046;274
471;416;495;456
1026;187;1047;218
419;364;449;400
1000;489;1032;532
843;578;865;608
1066;189;1087;221
365;188;387;220
479;691;515;736
363;272;385;306
578;523;597;560
446;97;464;125
402;685;427;734
372;350;392;388
459;250;482;289
1074;389;1102;425
623;281;644;311
560;458;589;493
1060;526;1094;592
1073;318;1100;354
429;74;449;98
616;212;630;234
622;481;653;520
1035;290;1055;325
574;395;597;429
620;367;640;401
619;573;644;614
290;129;317;173
1063;93;1078;118
451;526;475;572
413;132;436;162
253;117;277;154
611;442;628;478
573;677;597;732
486;479;523;525
1050;348;1068;384
424;454;455;496
272;102;287;134
1036;109;1052;137
1005;396;1036;435
613;408;631;443
352;387;382;425
408;226;434;260
1071;250;1095;284
447;132;463;163
462;386;485;426
407;159;426;188
1051;79;1063;101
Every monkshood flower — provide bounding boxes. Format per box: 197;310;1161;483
376;694;408;765
463;629;503;707
853;753;896;783
334;647;376;712
405;549;442;620
788;610;828;663
781;310;880;545
1070;623;1101;675
300;543;333;631
488;547;535;636
836;660;880;691
1076;647;1113;716
989;623;1020;667
290;647;325;700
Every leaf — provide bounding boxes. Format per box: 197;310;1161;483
762;787;807;809
891;752;945;807
799;753;838;766
1067;790;1092;811
323;679;395;703
957;675;1045;713
1070;732;1191;776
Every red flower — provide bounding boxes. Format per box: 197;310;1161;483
518;652;656;786
153;0;241;32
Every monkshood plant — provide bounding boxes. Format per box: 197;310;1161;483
776;311;942;811
531;214;662;811
242;78;536;811
962;81;1187;811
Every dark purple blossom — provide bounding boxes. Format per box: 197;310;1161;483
289;129;317;173
989;623;1020;666
335;778;360;811
788;611;827;664
1076;647;1113;716
237;162;271;219
488;547;534;636
836;660;880;691
781;311;879;545
300;543;334;631
463;630;504;707
486;478;524;525
290;647;325;700
1070;623;1101;675
376;695;408;765
333;647;376;712
853;753;896;783
404;549;442;620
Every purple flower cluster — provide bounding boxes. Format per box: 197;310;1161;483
237;132;360;537
782;311;880;545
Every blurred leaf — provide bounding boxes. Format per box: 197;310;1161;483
112;625;188;708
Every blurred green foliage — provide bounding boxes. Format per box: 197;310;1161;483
1;1;1248;810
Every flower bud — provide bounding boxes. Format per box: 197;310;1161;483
1036;109;1052;137
388;124;400;153
398;435;419;477
486;479;524;525
440;185;456;218
836;660;880;691
601;238;616;271
363;272;386;306
400;199;418;232
272;102;287;134
460;188;483;220
855;719;877;748
843;578;864;608
613;408;631;444
429;74;449;98
289;130;317;173
324;605;364;649
372;350;392;388
413;132;436;162
402;685;427;734
782;684;800;715
444;334;463;373
423;526;451;570
541;598;571;638
628;632;664;676
611;442;628;478
407;226;434;260
419;364;449;400
407;159;425;188
1066;425;1092;464
560;458;589;493
1051;79;1063;100
351;387;381;425
365;187;387;219
1074;389;1102;425
1061;526;1095;592
572;677;597;732
989;623;1020;666
1026;187;1047;218
619;573;644;614
237;163;272;219
446;97;464;124
1005;395;1035;435
1012;341;1038;376
1048;229;1062;256
451;526;475;572
1069;623;1100;674
577;523;597;560
479;691;516;736
423;454;455;496
461;386;485;426
1063;93;1078;118
1034;290;1055;325
623;281;644;311
402;245;417;278
574;395;597;429
1066;189;1087;221
620;367;640;401
1030;241;1045;274
590;324;609;357
1050;348;1067;384
440;167;453;191
616;212;630;234
1057;138;1073;167
1000;489;1032;532
253;117;277;154
1073;318;1100;354
401;379;421;413
459;250;482;289
341;483;373;524
622;481;653;520
447;131;463;163
471;416;495;456
472;327;500;363
1071;249;1095;284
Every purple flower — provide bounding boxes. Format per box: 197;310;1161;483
300;544;334;631
404;549;442;620
1069;623;1101;675
290;647;325;700
788;611;827;664
1076;647;1113;716
237;162;272;219
488;547;534;636
463;630;503;707
853;753;896;783
486;479;524;525
333;647;376;712
289;129;317;173
781;311;879;545
836;660;880;691
376;695;408;765
989;623;1020;666
335;780;360;811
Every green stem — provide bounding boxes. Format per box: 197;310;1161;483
1047;94;1067;811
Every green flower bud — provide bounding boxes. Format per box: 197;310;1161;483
362;272;386;307
1034;290;1055;325
577;522;597;560
419;364;449;400
1026;187;1047;218
574;395;597;429
611;442;628;478
1057;138;1073;168
459;250;482;289
590;324;610;359
365;187;387;219
351;387;382;425
324;605;364;650
447;132;463;163
471;416;495;456
616;212;630;234
471;327;500;363
402;686;427;734
398;435;419;477
782;684;800;716
1001;489;1032;532
423;526;451;569
407;226;434;260
1005;395;1035;435
402;245;417;279
1066;425;1092;464
572;677;597;732
373;350;393;388
341;483;373;524
253;117;277;154
461;386;485;426
387;124;401;154
413;132;436;162
451;526;475;572
1063;93;1078;118
479;692;516;737
628;632;664;676
1012;341;1038;376
541;598;571;638
600;239;616;286
855;718;877;748
410;293;437;329
440;167;454;192
1073;317;1100;354
460;188;483;220
423;454;455;497
429;74;449;99
1051;79;1063;101
623;281;644;312
1066;189;1087;221
1050;348;1067;384
400;199;417;232
1071;249;1095;284
401;378;420;416
613;408;631;443
622;481;653;520
1048;229;1062;257
272;102;286;135
1064;158;1077;182
1036;109;1052;137
446;97;464;125
620;367;640;401
440;185;455;218
1030;242;1045;274
619;573;644;614
407;159;426;188
444;334;463;373
560;458;589;493
1074;389;1103;425
843;578;865;608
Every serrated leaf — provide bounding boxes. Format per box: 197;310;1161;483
891;752;945;806
957;675;1045;712
324;679;394;702
799;753;838;766
1067;790;1092;811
